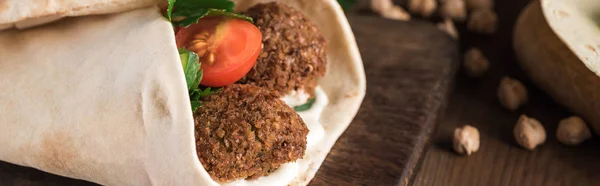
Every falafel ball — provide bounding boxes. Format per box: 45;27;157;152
194;84;309;182
237;2;327;101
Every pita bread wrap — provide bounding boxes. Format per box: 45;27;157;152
0;0;162;30
0;0;365;185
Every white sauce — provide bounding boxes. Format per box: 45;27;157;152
281;89;311;107
219;86;328;186
297;87;328;149
222;163;299;186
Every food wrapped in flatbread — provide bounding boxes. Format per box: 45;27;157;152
0;0;365;185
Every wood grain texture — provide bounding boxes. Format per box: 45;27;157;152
0;161;93;185
414;0;600;185
0;11;460;186
310;14;459;186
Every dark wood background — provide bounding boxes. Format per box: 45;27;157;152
411;0;600;185
311;13;459;186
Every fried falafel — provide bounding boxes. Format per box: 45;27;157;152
238;2;327;106
194;84;309;182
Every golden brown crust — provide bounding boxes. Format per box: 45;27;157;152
238;2;327;98
194;84;308;182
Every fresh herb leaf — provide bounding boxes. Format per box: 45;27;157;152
337;0;356;11
179;47;190;67
199;87;221;97
179;48;221;112
191;68;203;91
189;87;221;111
188;86;221;112
167;0;176;20
172;9;210;26
174;0;234;12
168;0;252;27
205;9;253;22
180;48;201;90
294;97;316;112
190;87;221;99
190;89;203;101
191;101;202;112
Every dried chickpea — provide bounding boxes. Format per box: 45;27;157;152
437;18;459;40
514;115;546;150
497;77;528;111
463;48;490;77
371;0;411;21
453;125;480;155
408;0;437;18
557;116;592;146
440;0;467;22
467;8;498;34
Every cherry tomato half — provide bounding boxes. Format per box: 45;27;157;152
175;17;262;87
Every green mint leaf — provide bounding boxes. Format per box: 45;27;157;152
192;70;203;91
190;89;202;100
179;49;201;90
200;87;222;97
189;87;221;112
174;0;234;11
294;97;317;112
178;48;223;113
191;101;202;112
179;48;211;112
171;9;209;26
178;47;190;54
206;9;253;23
167;0;176;20
179;47;190;70
172;9;253;27
168;0;252;27
190;87;221;101
337;0;356;11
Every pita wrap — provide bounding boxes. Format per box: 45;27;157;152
0;0;365;185
0;0;162;30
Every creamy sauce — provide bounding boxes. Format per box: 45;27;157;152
222;163;299;186
219;86;328;186
297;87;328;149
281;89;311;107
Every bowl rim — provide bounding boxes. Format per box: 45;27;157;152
541;0;600;76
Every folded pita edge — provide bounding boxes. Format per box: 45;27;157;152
0;0;366;185
0;0;163;30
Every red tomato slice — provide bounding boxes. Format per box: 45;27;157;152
175;17;262;87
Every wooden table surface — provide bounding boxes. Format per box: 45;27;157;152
413;0;600;185
311;14;458;186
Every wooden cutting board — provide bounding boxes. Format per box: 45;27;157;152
0;13;459;186
310;14;459;185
